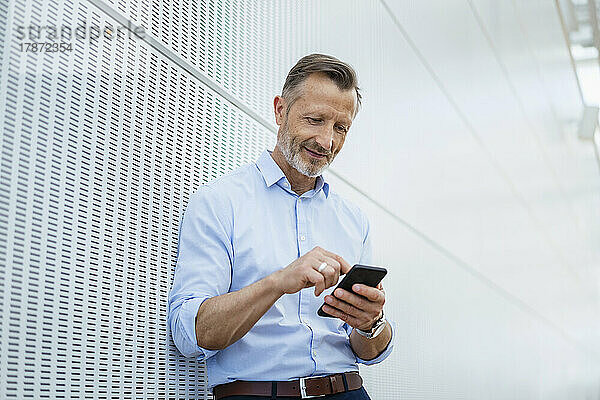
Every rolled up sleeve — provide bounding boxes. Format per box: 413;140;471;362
344;319;397;365
167;186;233;360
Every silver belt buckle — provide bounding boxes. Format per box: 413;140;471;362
299;376;326;399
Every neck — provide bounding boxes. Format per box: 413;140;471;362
271;146;316;196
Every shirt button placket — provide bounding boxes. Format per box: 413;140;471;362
296;196;318;371
297;197;308;253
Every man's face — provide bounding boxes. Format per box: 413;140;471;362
276;73;356;177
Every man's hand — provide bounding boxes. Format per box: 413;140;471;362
321;283;385;331
322;282;391;361
272;246;352;296
195;246;352;350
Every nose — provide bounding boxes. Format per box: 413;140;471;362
314;125;334;152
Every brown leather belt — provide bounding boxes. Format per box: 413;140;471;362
213;371;363;399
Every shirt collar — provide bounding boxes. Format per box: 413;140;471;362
256;149;330;198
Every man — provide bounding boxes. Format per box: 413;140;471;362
168;54;395;400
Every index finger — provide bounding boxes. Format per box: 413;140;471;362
320;249;352;274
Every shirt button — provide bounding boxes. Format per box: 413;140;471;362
300;235;306;241
313;351;317;357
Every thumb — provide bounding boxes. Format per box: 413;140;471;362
336;256;352;275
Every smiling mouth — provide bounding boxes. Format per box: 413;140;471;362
304;147;327;159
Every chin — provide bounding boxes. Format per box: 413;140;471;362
294;161;329;178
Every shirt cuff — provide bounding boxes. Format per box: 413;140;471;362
354;318;396;365
177;296;220;361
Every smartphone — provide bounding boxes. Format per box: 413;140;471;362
317;264;387;317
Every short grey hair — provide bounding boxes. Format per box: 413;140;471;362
281;53;362;117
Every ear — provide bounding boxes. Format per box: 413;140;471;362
273;96;286;127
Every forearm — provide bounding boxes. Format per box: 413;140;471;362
193;246;352;351
195;273;283;350
349;322;392;360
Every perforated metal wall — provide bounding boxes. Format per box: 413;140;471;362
0;0;274;398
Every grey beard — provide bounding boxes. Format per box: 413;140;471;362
277;125;330;178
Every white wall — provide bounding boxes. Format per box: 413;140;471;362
202;0;600;395
314;1;600;397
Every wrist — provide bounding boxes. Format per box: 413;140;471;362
267;270;286;297
355;310;386;339
357;309;383;331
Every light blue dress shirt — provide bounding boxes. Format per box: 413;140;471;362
167;149;395;390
